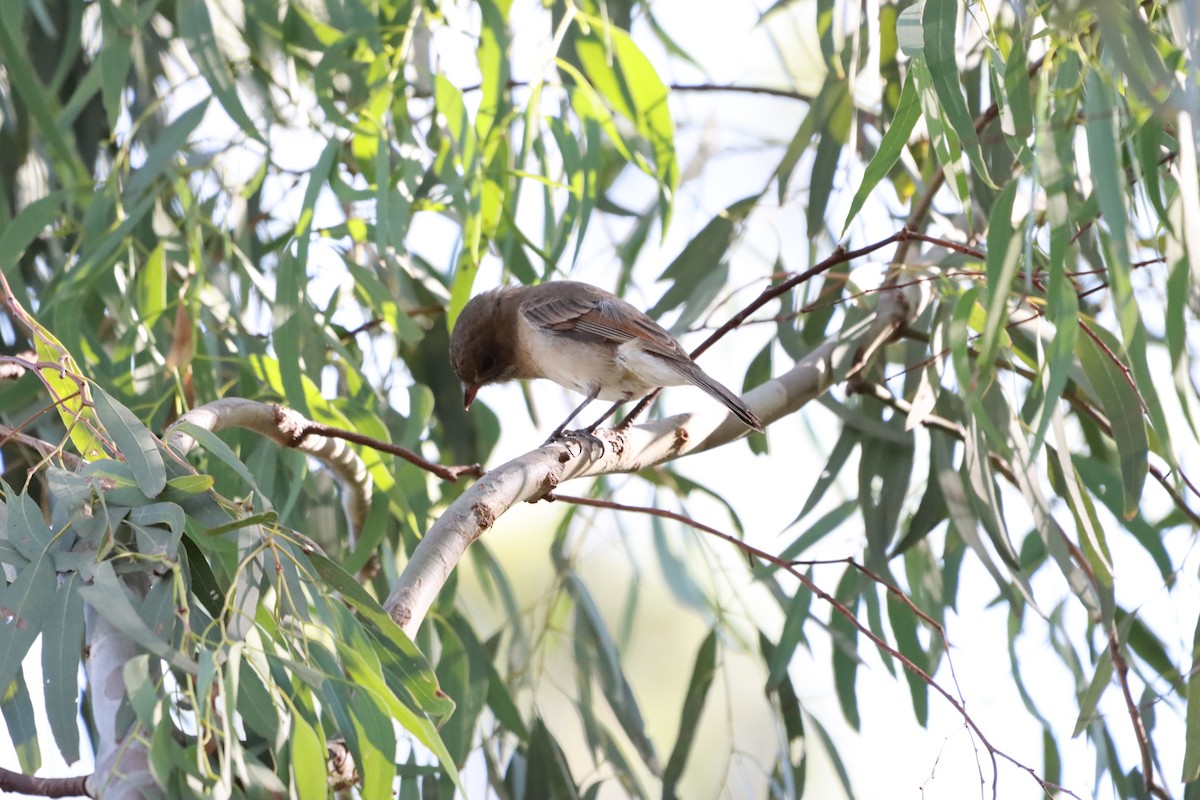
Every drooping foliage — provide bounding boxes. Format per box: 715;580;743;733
0;1;1198;798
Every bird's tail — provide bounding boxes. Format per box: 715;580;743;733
672;362;764;431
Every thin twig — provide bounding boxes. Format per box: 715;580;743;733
548;492;1080;800
300;422;484;481
1109;624;1170;799
624;229;914;425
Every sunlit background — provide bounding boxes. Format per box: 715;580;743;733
3;0;1198;798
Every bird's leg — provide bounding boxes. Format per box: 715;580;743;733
613;389;661;432
545;387;600;444
582;401;623;433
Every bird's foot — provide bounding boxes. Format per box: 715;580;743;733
544;426;606;452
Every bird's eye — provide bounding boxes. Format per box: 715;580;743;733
478;353;496;375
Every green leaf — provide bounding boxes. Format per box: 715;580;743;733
911;58;969;211
302;550;451;717
766;582;812;689
1084;71;1131;320
0;668;40;774
662;630;718;796
808;127;844;236
1184;613;1200;781
525;717;583;800
97;4;133;129
808;693;858;799
976;179;1020;371
3;480;58;559
887;593;928;725
567;575;659;772
78;562;198;674
932;432;1017;600
777;500;858;564
830;569;861;730
433;620;481;765
122;98;210;202
1117;608;1183;694
290;712;327;800
921;0;992;186
93;388;167;498
6;294;107;460
858;410;913;568
41;574;84;762
475;0;511;144
1076;327;1148;517
176;0;262;142
575;14;679;229
0;12;87;184
350;685;397;799
235;657;279;742
1047;434;1115;623
892;454;947;555
1001;31;1033;142
0;551;55;698
842;71;920;234
648;195;759;331
275;139;339;416
0;190;67;267
1073;647;1113;737
447;613;528;741
757;632;806;792
167;421;264;499
129;502;186;557
792;427;860;524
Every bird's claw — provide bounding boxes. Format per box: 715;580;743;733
545;427;605;452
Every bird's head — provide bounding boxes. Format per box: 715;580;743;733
448;289;518;409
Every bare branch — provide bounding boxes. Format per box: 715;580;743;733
0;766;92;798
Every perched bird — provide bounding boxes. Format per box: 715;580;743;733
448;280;763;438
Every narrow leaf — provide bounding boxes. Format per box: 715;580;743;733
575;15;678;228
0;667;40;774
176;0;262;142
662;629;718;796
567;576;659;772
93;388;167;497
290;713;326;800
830;569;861;730
41;574;84;762
1076;327;1148;517
78;562;198;673
922;0;992;185
842;70;920;234
0;553;55;696
1183;613;1200;780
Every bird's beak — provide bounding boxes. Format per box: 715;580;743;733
463;383;479;410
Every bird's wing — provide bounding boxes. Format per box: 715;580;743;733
521;291;690;362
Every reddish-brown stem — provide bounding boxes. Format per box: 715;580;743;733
299;422;484;482
547;492;1079;800
1108;624;1168;798
0;767;91;799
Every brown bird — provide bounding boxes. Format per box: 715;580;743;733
448;281;763;438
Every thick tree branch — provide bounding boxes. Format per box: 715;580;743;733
84;605;160;800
